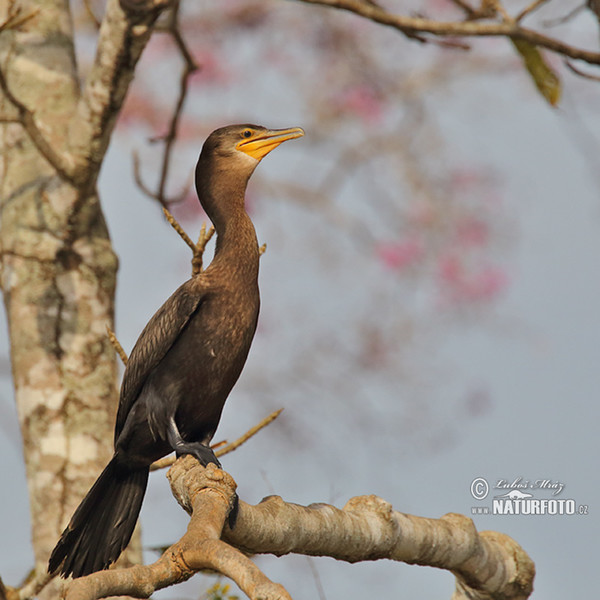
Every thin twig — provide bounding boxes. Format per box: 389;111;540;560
196;221;215;254
132;1;199;207
155;3;199;204
490;0;512;23
162;206;196;251
516;0;550;22
161;207;219;276
217;408;284;457
542;3;586;27
132;151;167;206
106;326;129;365
191;222;215;275
449;0;478;19
0;4;39;32
149;455;178;471
295;0;600;66
150;408;284;471
449;0;497;21
565;58;600;81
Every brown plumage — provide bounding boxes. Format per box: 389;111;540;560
48;124;304;579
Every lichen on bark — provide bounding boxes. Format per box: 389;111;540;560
0;1;160;596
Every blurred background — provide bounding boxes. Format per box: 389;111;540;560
1;0;598;598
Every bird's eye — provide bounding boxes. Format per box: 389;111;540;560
242;129;253;138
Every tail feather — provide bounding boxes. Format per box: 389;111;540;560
48;456;149;578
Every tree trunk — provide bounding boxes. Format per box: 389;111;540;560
0;0;157;595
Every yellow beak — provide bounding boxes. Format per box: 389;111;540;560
237;127;305;161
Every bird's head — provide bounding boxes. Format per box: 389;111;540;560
195;124;304;227
199;124;305;173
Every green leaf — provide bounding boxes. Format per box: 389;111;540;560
511;38;561;107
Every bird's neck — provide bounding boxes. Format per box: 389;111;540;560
198;170;259;281
211;210;259;280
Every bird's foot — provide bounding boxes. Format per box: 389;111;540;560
175;442;221;468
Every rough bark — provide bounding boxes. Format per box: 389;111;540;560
0;1;165;597
62;457;535;600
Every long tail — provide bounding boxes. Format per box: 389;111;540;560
48;456;149;578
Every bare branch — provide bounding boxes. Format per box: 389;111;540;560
106;326;129;365
565;58;600;80
153;2;200;205
449;0;479;19
132;150;165;203
293;0;600;66
542;3;586;27
68;0;169;185
130;1;199;208
162;206;197;251
515;0;550;22
0;5;39;32
129;1;199;209
215;408;284;458
191;222;215;275
64;457;535;600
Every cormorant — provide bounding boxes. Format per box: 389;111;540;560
48;124;304;578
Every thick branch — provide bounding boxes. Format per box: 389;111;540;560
65;458;535;600
293;0;600;66
65;461;290;600
68;0;171;187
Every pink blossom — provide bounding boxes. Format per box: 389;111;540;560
376;238;423;271
437;255;508;304
456;217;489;247
338;85;383;124
438;254;463;284
464;265;508;301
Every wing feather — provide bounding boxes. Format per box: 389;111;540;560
114;279;206;442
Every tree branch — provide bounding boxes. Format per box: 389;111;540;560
0;67;78;183
153;1;199;205
63;457;535;600
292;0;600;66
106;326;129;365
565;58;600;81
516;0;551;23
131;1;199;207
150;408;284;471
68;0;171;188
